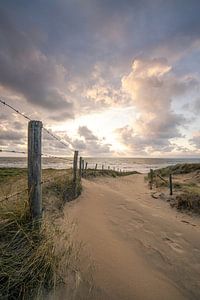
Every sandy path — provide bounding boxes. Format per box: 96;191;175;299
65;174;200;300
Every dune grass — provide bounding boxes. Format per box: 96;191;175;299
156;163;200;177
83;168;139;179
0;168;82;299
150;164;200;213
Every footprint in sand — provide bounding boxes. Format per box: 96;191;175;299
174;232;182;237
162;237;184;254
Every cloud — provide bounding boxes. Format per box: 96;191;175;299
0;9;73;118
0;128;24;141
0;119;26;149
78;126;98;141
193;98;200;114
72;126;111;155
0;1;200;156
190;132;200;149
118;57;195;154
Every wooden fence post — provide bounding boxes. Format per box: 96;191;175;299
73;150;78;197
169;173;173;195
79;156;82;178
82;159;84;177
95;163;97;170
102;164;104;170
155;173;158;188
28;120;42;222
150;169;153;190
84;162;88;178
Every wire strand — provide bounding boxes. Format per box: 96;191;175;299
0;149;26;155
0;99;74;151
0;188;28;203
0;99;31;121
0;172;72;203
0;149;73;162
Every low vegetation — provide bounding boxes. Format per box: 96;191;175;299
156;163;200;177
0;168;26;184
0;168;82;299
150;163;200;214
83;168;139;179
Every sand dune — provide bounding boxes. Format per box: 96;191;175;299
65;174;200;300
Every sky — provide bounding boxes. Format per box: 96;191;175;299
0;0;200;157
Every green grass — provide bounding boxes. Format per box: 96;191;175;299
0;168;27;183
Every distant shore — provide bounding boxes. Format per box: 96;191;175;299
1;156;200;173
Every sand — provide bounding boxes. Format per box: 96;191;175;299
64;174;200;300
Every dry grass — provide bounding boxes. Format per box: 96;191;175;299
0;168;84;300
83;168;139;179
175;192;200;212
156;163;200;177
150;164;200;214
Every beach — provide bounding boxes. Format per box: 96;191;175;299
1;166;200;299
0;157;200;173
58;173;200;300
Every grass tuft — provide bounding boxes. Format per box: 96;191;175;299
0;168;83;300
83;169;139;179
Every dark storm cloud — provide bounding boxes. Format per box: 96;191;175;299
0;7;73;116
2;0;200;80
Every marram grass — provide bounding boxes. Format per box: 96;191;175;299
0;188;80;300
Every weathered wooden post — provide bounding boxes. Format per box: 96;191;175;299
79;156;82;178
169;173;173;195
102;164;104;170
28;120;42;222
82;159;84;177
84;162;88;178
73;150;78;197
150;169;153;190
108;166;110;170
95;163;97;170
155;172;158;188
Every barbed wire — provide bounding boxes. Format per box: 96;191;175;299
41;173;70;186
43;127;72;150
42;153;73;162
0;172;72;203
0;149;26;155
0;99;31;121
0;149;73;163
0;188;28;203
0;99;74;151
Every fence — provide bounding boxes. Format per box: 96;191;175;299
0;99;81;224
1;99;140;225
148;168;173;195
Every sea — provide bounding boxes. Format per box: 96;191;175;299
0;157;200;174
